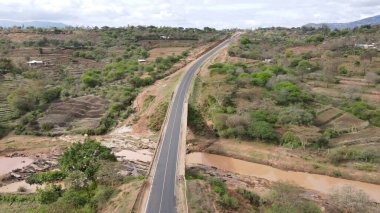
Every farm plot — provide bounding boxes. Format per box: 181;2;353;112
315;107;343;126
325;113;369;132
38;95;110;134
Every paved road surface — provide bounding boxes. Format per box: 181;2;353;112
145;37;234;213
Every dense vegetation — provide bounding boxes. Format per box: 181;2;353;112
0;139;138;212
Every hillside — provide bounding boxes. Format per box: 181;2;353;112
304;15;380;29
186;25;380;212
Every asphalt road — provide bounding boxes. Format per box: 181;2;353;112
145;37;234;213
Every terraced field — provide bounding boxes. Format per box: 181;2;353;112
38;95;110;134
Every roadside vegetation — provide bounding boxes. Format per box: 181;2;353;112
188;25;380;183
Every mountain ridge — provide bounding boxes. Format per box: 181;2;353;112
304;15;380;29
0;20;66;28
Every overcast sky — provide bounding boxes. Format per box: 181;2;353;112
0;0;379;28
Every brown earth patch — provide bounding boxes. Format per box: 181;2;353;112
38;95;110;134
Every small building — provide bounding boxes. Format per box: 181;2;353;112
355;43;377;49
27;60;44;66
138;59;146;63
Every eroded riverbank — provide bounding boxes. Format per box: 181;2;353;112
186;152;380;203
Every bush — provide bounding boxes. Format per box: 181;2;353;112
272;81;310;105
236;188;260;206
208;178;226;195
305;34;324;43
40;122;54;131
219;194;239;210
81;69;101;88
251;71;272;86
26;170;66;185
188;105;206;134
328;147;379;164
36;184;62;204
148;102;169;131
330;186;374;213
7;88;38;114
281;131;302;149
41;87;61;103
338;65;348;75
60;189;89;208
247;121;277;141
90;186;114;209
266;182;321;213
277;106;314;126
344;101;380;127
250;110;278;124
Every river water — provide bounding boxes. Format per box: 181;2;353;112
186;152;380;202
0;157;34;176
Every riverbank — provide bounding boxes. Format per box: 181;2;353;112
187;152;380;203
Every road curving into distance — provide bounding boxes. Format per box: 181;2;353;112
145;35;237;213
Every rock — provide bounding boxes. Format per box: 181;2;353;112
10;173;21;178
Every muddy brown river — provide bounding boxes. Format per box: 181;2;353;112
0;157;34;176
186;152;380;202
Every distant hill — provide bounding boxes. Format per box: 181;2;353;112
0;20;66;28
304;15;380;29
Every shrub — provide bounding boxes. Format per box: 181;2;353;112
338;65;348;75
305;34;324;43
251;71;272;86
277;106;314;126
40;122;54;131
36;184;62;204
60;189;89;208
281;131;302;149
90;186;114;209
328;147;379;164
272;81;310;105
41;87;61;103
219;194;239;210
247;121;277;141
148;102;169;131
81;69;101;88
332;170;342;176
330;186;374;213
250;110;278;124
26;170;66;185
188;105;206;134
209;178;226;195
236;188;260;206
17;186;27;193
7;88;38;114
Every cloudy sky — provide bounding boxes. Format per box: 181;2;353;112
0;0;379;28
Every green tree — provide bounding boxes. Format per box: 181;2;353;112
59;139;116;180
247;121;277;141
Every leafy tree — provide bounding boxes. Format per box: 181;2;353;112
251;71;272;86
41;87;61;103
277;106;315;126
247;121;277;141
59;139;116;180
272;81;310;105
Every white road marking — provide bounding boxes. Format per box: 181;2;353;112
158;82;185;213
